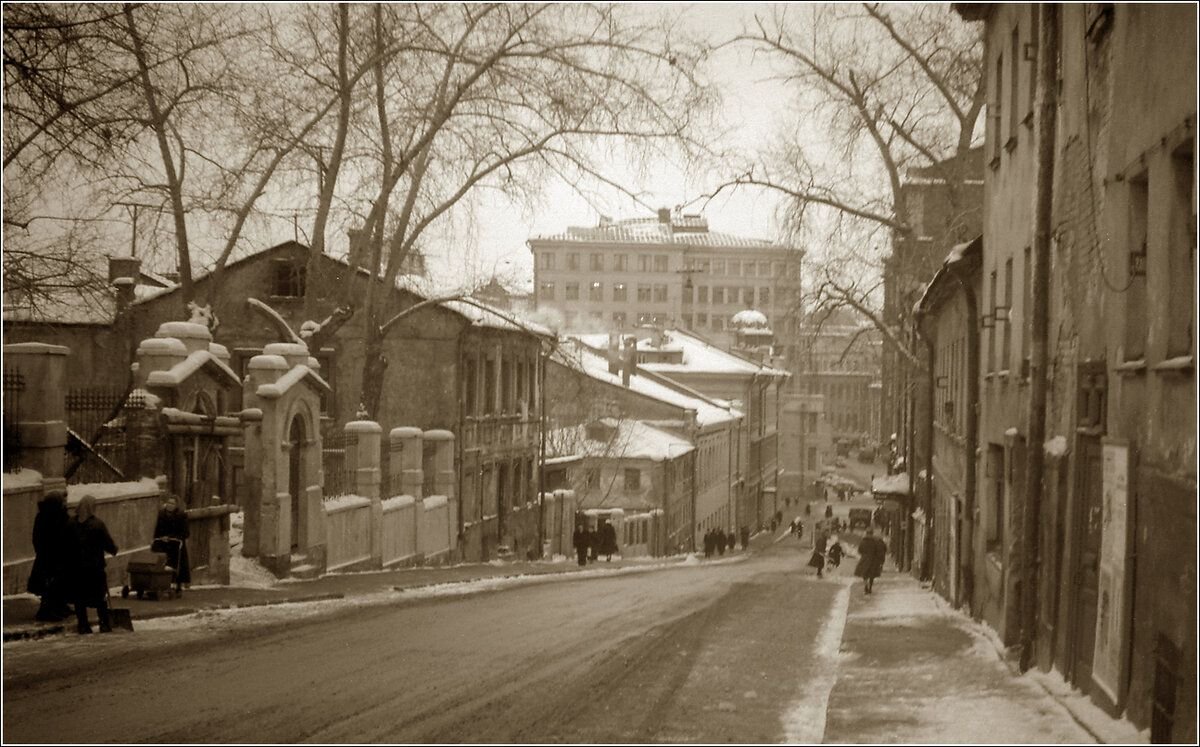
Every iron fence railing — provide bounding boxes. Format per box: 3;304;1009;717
3;368;25;471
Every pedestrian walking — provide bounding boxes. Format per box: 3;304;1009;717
587;526;599;562
703;529;714;558
70;495;118;634
808;531;828;579
795;520;804;541
599;519;617;562
152;493;190;594
855;528;887;594
728;530;737;552
28;489;73;622
827;538;844;569
572;525;588;566
716;529;727;555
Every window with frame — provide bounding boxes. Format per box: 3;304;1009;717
271;260;306;298
744;262;757;278
590;253;604;271
590;311;603;322
696;312;708;327
1167;142;1195;358
987;270;997;372
728;260;741;276
613;311;626;327
743;287;755;305
589;281;603;302
987;444;1005;553
483;359;497;414
613;282;627;302
1008;27;1020;148
565;282;579;301
567;253;580;270
758;261;770;276
1125;174;1148;360
638;254;651;272
991;51;1004;163
637;284;652;302
760;287;771;306
653;284;668;302
713;317;726;331
712;258;726;275
624;468;641;491
713;287;725;304
563;311;577;328
654;255;668;272
698;286;709;303
613;254;628;271
1002;257;1013;371
539;281;555;300
541;253;555;270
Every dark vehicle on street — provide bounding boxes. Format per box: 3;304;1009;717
848;509;873;531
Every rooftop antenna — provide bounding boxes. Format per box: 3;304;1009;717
114;201;157;258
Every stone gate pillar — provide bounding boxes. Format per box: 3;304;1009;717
3;343;69;489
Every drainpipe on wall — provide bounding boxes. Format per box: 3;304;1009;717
1020;2;1059;674
949;255;981;616
536;338;548;558
916;309;936;584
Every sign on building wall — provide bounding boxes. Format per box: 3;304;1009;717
1092;439;1130;703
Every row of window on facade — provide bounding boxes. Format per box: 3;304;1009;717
538;251;795;280
556;309;779;334
538;280;787;308
461;352;540;419
581;466;643;493
471;457;537;520
987;6;1040;167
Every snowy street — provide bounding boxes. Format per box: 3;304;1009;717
2;539;1120;744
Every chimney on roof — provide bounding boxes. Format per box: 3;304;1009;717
607;332;621;375
657;207;671;224
109;255;140;312
347;227;371;273
621;336;636;387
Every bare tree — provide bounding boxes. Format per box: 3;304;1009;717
702;3;984;369
296;3;712;417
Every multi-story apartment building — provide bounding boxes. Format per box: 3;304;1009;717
528;209;803;350
956;5;1195;741
880;149;984;447
793;311;883;453
779;393;833;503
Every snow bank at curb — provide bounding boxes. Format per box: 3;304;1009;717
781;584;850;742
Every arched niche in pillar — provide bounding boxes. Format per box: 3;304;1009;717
240;343;331;577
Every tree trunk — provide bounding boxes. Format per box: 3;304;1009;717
359;323;388;421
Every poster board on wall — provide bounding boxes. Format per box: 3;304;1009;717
1091;438;1131;704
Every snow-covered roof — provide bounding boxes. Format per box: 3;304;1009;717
531;215;792;251
731;309;769;328
574;328;788;378
549;419;695;462
442;298;552;337
146;350;240;389
555;343;739;428
872;473;912;495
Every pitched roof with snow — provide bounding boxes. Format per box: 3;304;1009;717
574;329;788;378
548;419;695;462
555;342;739;428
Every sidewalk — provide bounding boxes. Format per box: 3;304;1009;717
5;528;780;642
822;572;1146;744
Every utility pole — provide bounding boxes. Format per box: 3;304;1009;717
1020;3;1059;673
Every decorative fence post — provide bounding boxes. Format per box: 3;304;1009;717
424;429;456;552
390;427;423;561
346;420;383;569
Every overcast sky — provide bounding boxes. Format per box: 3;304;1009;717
449;3;800;293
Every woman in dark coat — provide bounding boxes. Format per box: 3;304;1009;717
572;525;589;566
153;493;190;592
29;489;73;622
808;532;828;578
855;528;887;594
71;495;118;634
599;520;617;561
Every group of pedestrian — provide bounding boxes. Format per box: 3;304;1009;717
28;491;193;635
702;528;736;558
806;531;844;579
572;520;617;566
789;518;804;540
28;490;119;634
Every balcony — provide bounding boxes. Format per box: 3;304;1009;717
461;413;540;453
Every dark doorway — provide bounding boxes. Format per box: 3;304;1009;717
288;416;305;552
1068;433;1103;689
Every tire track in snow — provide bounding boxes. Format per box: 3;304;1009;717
781;581;851;743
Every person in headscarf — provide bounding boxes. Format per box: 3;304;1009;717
29;489;73;622
153;493;191;593
71;495;118;634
